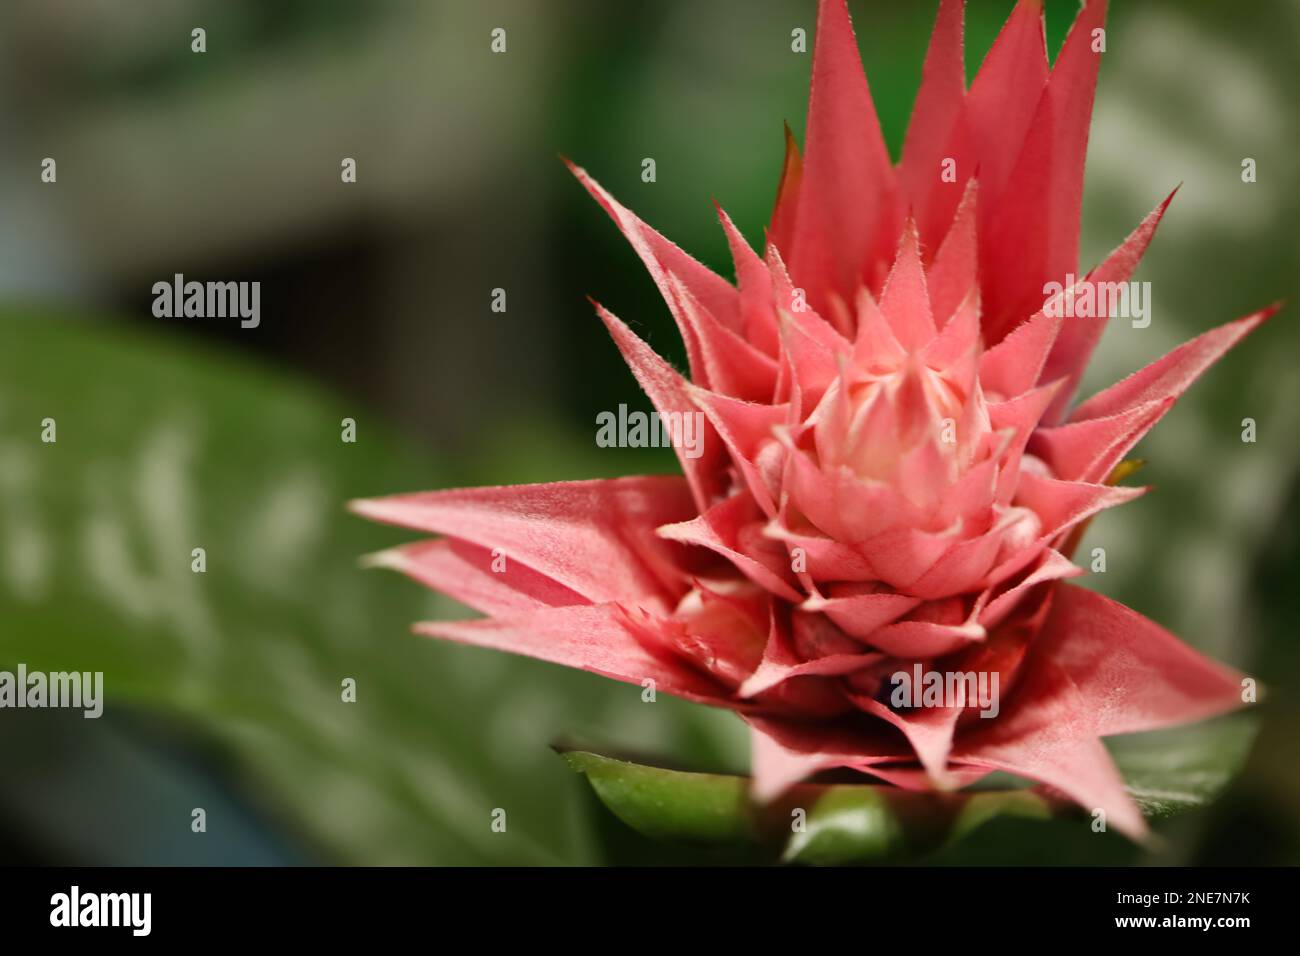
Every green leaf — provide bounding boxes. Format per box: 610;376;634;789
1108;712;1258;819
562;748;1062;865
0;310;738;864
562;712;1257;864
562;750;755;845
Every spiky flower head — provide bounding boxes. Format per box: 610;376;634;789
355;0;1275;840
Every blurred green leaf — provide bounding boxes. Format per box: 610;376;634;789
562;713;1257;864
0;310;737;864
1108;713;1258;819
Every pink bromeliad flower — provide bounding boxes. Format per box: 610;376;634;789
353;0;1275;840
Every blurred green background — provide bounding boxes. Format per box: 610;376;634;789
0;0;1297;865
